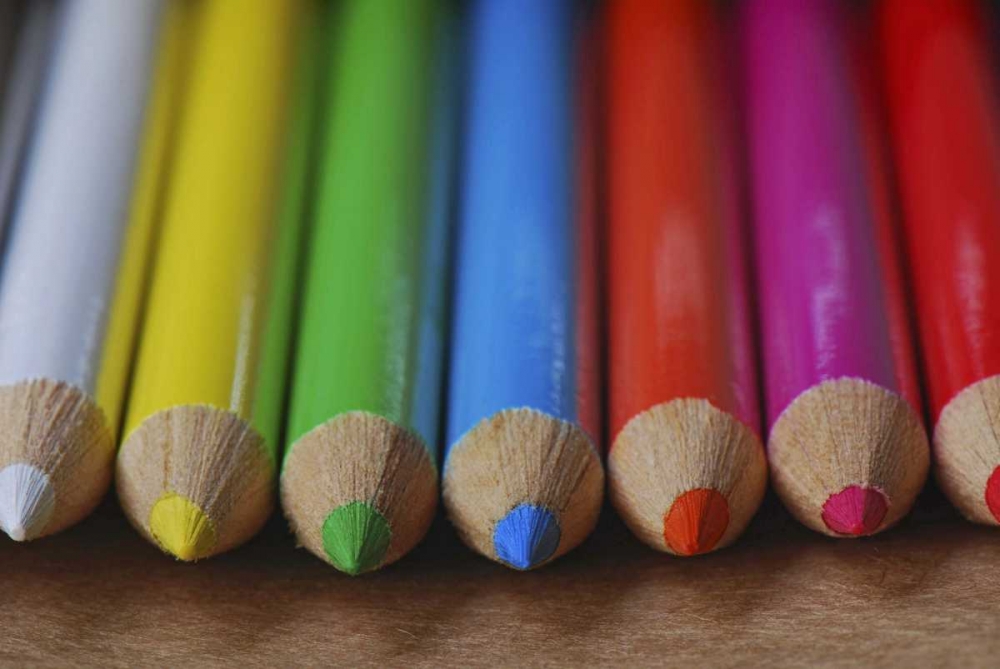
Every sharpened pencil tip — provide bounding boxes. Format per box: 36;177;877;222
0;463;55;542
322;501;391;575
986;467;1000;523
149;493;216;561
493;504;561;570
822;485;888;536
7;524;25;542
662;488;730;556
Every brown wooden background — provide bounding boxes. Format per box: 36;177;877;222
1;485;998;668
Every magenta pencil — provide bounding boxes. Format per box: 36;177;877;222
742;0;929;537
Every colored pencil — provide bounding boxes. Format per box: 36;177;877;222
605;0;767;556
0;0;58;228
281;0;454;575
742;0;929;537
94;0;196;447
443;0;603;571
880;0;1000;525
115;0;301;561
0;0;162;542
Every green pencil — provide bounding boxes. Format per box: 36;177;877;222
250;0;326;449
280;0;454;575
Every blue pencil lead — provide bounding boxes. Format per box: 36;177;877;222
493;503;561;570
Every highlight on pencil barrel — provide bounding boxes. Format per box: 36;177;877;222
280;0;454;576
115;0;302;561
605;0;767;557
442;0;604;571
742;0;929;538
0;0;163;542
880;0;1000;526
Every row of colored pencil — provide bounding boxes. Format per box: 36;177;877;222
0;0;998;574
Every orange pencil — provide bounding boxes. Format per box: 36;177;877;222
605;0;767;556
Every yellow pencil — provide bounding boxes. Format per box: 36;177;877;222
115;0;301;561
96;0;196;439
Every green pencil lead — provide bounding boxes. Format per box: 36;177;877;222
322;501;391;575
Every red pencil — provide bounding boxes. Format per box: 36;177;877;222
880;0;1000;525
605;0;766;556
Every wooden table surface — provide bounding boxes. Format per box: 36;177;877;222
2;486;998;669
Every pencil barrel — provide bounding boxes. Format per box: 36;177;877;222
280;0;452;574
122;0;300;443
743;0;900;417
116;0;303;560
0;0;162;394
285;0;445;452
880;0;1000;420
742;0;928;537
605;0;766;556
607;0;759;438
446;0;594;445
442;0;603;570
880;0;1000;525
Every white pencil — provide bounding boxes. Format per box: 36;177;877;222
0;0;163;541
0;0;58;228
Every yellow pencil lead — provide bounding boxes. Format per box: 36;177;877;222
149;492;216;562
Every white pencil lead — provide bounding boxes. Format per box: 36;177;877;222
0;462;55;542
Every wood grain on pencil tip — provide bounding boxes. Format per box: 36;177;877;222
117;406;274;560
610;402;765;555
445;410;602;571
442;0;603;571
116;0;300;561
932;377;1000;525
880;0;1000;526
605;0;766;556
0;381;111;541
282;414;438;575
767;379;926;537
742;0;928;538
280;0;450;575
0;0;162;542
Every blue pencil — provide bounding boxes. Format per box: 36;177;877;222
443;0;604;571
